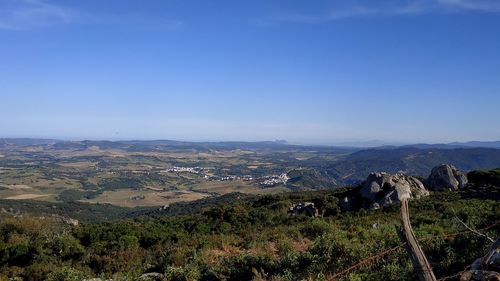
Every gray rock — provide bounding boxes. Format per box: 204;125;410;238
456;270;500;281
427;164;468;191
137;273;164;281
360;172;429;207
484;238;500;272
460;237;500;281
487;250;500;272
471;257;483;270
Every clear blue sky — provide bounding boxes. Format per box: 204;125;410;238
1;0;499;145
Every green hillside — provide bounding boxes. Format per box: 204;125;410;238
326;148;500;185
0;188;498;281
286;169;336;190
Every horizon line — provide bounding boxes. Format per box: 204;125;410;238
1;136;500;148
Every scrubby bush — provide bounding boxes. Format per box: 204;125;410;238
0;189;498;280
46;267;86;281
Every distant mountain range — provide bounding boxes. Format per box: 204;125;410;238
0;138;499;190
447;141;500;148
1;138;500;150
0;138;356;153
401;141;500;149
0;138;59;146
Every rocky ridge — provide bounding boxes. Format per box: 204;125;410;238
341;164;470;210
359;172;429;209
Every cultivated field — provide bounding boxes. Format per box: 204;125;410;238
0;141;319;207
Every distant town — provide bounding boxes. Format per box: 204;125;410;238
163;166;289;187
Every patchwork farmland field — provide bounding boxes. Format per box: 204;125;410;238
0;140;338;207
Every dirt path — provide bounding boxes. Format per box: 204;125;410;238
401;199;437;281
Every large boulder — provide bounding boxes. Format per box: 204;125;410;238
427;164;468;191
360;172;429;207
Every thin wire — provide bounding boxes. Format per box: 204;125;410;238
325;221;499;280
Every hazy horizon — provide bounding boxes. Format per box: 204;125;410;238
2;135;500;148
2;0;500;144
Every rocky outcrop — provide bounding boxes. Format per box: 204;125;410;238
340;164;470;212
427;164;468;191
360;172;429;207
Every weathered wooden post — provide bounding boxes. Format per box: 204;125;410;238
400;199;437;281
